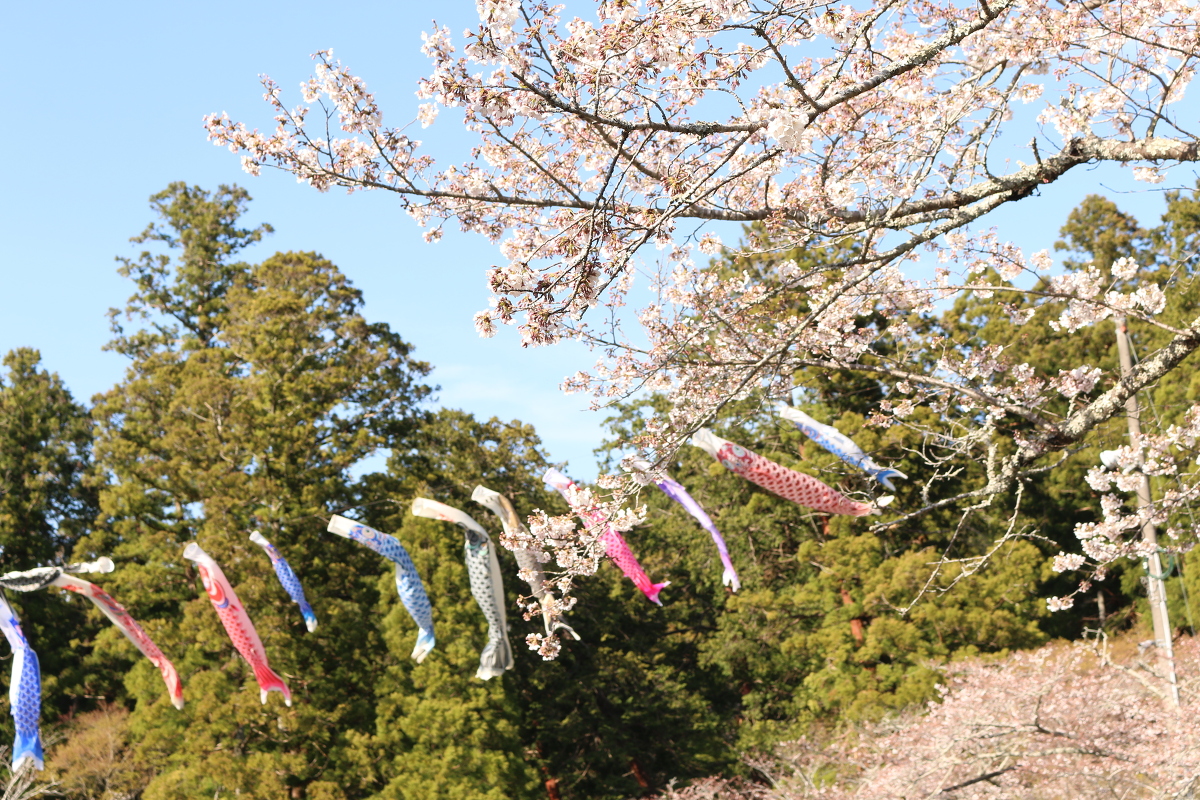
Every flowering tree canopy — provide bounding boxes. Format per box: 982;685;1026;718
656;635;1200;800
205;0;1200;633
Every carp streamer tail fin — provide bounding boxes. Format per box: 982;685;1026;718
253;663;292;707
11;730;43;771
722;565;741;592
551;619;582;641
412;628;436;664
476;636;514;680
645;581;671;606
872;468;907;491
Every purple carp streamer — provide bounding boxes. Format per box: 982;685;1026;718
543;468;669;606
629;460;740;592
327;515;436;663
249;532;318;633
0;594;42;770
471;485;580;641
183;544;292;706
411;499;514;680
693;429;879;517
777;402;906;491
51;574;185;710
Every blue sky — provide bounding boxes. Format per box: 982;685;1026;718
0;1;607;477
1;1;1195;481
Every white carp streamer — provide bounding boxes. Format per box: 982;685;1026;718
412;499;514;679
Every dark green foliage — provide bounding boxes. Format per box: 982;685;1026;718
73;186;433;797
109;182;273;354
352;409;736;799
0;348;96;567
0;348;97;719
600;405;1047;752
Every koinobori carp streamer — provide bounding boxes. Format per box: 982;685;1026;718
0;593;42;770
692;429;878;517
411;498;514;680
776;402;907;491
543;468;669;605
0;559;183;710
183;543;292;706
471;485;580;640
51;573;185;710
327;515;436;663
249;532;318;633
628;459;740;592
0;557;115;594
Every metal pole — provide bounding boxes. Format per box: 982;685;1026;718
1115;316;1180;708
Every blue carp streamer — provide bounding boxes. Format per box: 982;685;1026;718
250;532;318;632
327;515;435;662
0;594;42;770
777;402;906;491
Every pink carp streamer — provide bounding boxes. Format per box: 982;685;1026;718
183;543;292;706
52;574;184;710
692;429;875;517
543;468;669;606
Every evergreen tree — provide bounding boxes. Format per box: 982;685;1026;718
0;348;95;567
0;347;96;719
33;183;1200;800
351;409;735;800
71;184;432;798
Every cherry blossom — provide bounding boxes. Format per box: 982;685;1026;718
655;635;1200;800
205;0;1200;622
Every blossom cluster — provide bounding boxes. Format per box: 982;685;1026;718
206;0;1198;376
518;474;645;658
205;0;1200;617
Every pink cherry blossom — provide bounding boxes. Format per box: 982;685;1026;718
656;636;1200;800
205;0;1200;628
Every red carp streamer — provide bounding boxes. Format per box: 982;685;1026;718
693;429;874;517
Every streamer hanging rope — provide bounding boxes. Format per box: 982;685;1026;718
412;499;514;680
327;515;436;663
0;557;114;593
183;543;292;706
